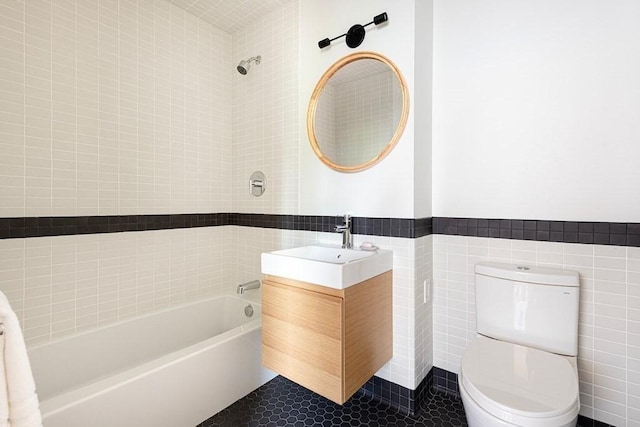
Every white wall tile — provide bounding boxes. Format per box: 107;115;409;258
0;227;231;345
231;0;299;215
1;0;234;217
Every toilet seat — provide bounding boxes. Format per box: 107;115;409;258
460;336;579;426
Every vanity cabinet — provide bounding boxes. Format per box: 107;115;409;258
261;271;392;404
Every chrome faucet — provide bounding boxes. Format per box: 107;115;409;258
237;279;261;294
334;214;353;249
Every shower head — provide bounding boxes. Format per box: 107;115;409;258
237;55;261;75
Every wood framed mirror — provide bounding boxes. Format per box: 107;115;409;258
307;51;409;173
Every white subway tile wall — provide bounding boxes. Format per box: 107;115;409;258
232;0;299;215
0;226;228;346
415;235;434;388
0;0;303;344
0;0;235;342
433;234;640;427
0;0;233;217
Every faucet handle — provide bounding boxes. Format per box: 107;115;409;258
337;214;351;226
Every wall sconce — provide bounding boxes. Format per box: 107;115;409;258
318;12;388;49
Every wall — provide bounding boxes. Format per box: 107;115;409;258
412;0;434;389
432;0;640;222
0;227;230;344
0;0;233;218
0;0;305;355
412;0;433;219
0;0;234;344
228;0;299;287
432;1;640;425
297;0;434;390
0;0;432;393
228;0;431;390
231;0;299;216
298;0;417;218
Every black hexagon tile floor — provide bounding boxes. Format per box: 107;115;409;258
198;376;466;427
198;375;605;427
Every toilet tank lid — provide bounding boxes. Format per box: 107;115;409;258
475;262;579;287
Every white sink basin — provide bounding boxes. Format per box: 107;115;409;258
261;245;393;289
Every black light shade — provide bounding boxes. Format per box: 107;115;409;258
318;38;331;49
373;12;388;25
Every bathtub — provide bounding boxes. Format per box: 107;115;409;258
27;294;276;427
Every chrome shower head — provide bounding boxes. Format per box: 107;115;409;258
237;55;261;75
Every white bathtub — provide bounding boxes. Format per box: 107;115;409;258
27;294;276;427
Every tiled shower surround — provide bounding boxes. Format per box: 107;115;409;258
0;0;234;217
0;1;638;426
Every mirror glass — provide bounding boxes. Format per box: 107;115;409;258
307;52;409;173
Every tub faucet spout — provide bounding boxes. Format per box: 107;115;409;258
237;279;261;294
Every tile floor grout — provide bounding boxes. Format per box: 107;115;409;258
199;375;467;426
199;375;603;427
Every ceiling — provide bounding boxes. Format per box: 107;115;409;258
168;0;288;33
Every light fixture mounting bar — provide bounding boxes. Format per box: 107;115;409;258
318;12;388;49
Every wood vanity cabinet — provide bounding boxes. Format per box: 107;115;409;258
261;271;392;404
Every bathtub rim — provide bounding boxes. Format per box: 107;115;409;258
33;293;262;419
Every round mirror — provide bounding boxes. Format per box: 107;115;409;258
307;51;409;173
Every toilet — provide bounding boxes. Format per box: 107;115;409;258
459;262;581;427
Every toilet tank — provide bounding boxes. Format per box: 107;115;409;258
475;262;580;356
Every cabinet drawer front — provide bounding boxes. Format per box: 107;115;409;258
262;345;342;404
262;281;344;402
262;280;342;340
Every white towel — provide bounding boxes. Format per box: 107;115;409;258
0;291;42;427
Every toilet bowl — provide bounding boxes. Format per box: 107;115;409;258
460;263;581;427
460;336;579;427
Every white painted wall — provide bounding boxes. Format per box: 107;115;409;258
298;0;435;390
432;0;640;222
413;0;433;218
298;0;417;218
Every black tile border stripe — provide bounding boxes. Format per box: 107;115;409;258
0;214;232;239
0;214;432;240
433;217;640;247
236;215;433;238
0;214;638;247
